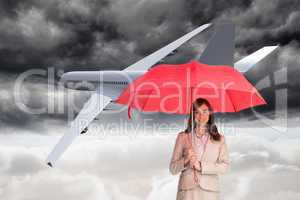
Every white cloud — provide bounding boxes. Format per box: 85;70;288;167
0;125;299;199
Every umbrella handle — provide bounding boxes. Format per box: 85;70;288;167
191;86;195;156
190;86;198;183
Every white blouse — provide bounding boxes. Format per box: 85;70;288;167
192;132;209;161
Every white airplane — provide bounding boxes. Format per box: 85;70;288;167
46;23;279;167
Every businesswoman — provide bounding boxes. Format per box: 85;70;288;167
169;97;230;200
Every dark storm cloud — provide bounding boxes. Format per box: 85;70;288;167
0;0;300;129
0;0;121;71
0;0;192;71
0;0;299;70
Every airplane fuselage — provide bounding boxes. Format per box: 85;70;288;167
60;70;146;91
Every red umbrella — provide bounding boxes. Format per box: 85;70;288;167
114;60;267;119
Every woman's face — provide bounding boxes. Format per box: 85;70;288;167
194;104;210;125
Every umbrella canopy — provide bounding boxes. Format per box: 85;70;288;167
114;60;267;119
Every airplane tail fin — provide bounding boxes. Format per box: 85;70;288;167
199;22;235;67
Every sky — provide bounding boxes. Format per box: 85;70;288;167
0;0;300;199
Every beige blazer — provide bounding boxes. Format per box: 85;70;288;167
169;131;230;192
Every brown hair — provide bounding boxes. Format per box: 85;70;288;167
184;97;221;141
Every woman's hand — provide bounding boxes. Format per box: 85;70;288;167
191;158;201;171
185;148;201;171
184;148;197;167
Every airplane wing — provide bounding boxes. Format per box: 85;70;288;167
123;23;211;71
234;46;279;73
46;86;112;167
